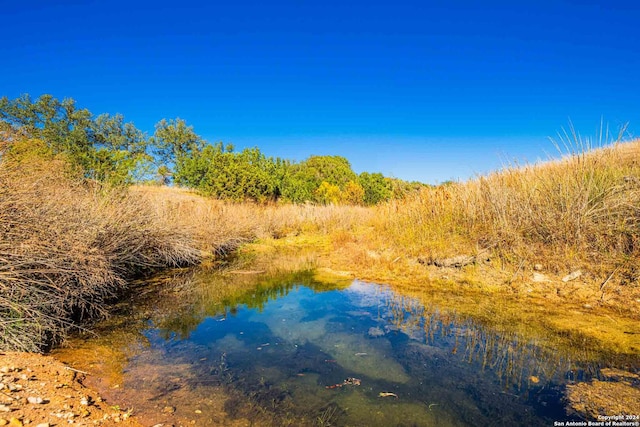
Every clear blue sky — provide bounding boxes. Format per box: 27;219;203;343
2;0;638;183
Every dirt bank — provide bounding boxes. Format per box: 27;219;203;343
0;352;141;426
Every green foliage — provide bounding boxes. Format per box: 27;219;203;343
0;94;150;185
151;118;204;167
1;93;424;202
281;155;358;203
175;143;286;202
358;172;392;205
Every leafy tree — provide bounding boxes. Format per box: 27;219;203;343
0;94;94;166
91;113;152;184
315;181;342;205
342;180;365;205
281;155;357;203
151;118;204;171
175;143;285;202
0;94;150;185
358;172;392;205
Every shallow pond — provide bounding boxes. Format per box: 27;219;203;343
56;269;638;426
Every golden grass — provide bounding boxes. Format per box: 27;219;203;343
375;139;640;278
131;184;372;257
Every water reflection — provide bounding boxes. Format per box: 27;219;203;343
56;269;639;426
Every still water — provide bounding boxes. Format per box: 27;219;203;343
56;270;635;426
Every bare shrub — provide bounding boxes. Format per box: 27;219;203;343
0;137;200;351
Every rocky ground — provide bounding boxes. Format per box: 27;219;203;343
0;352;141;427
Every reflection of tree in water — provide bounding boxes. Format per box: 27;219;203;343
147;268;347;340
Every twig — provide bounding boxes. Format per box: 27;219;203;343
600;267;619;301
600;267;618;291
509;259;525;283
64;366;90;375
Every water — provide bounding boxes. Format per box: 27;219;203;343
55;270;638;426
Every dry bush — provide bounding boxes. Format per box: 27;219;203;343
0;139;200;352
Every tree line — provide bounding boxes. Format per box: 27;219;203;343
0;94;425;204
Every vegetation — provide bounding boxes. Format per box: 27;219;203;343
377;134;640;278
0;129;200;351
1;93;639;355
0;94;417;203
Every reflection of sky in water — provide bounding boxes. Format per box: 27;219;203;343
132;280;588;426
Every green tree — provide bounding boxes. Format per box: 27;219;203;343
0;94;94;167
358;172;392;205
151;118;204;179
0;94;150;185
175;143;286;202
281;155;357;203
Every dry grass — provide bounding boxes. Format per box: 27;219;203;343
131;185;371;257
0;138;200;352
375;139;640;279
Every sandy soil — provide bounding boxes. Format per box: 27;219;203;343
0;352;141;427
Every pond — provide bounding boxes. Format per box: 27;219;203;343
55;269;638;426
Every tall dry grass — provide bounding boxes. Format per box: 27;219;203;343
376;138;640;278
131;185;371;256
0;137;200;352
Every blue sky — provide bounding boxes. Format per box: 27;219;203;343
2;0;638;183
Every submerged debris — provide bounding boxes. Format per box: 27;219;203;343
325;378;362;389
378;392;398;398
367;327;385;338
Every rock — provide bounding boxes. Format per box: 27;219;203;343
368;327;385;338
0;406;9;413
419;254;477;268
8;418;22;427
562;270;582;282
0;419;7;426
162;406;176;414
26;397;44;405
533;264;544;271
35;424;50;427
532;272;548;282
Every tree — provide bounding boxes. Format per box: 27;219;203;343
281;155;357;203
315;181;342;205
0;94;94;166
175;143;286;202
0;94;150;185
151;118;204;173
358;172;392;205
341;180;365;205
